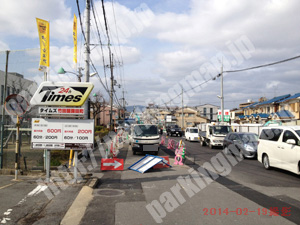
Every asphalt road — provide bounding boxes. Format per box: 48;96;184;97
166;135;300;224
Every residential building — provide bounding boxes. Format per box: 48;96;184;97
237;94;300;124
174;107;208;128
94;105;124;127
195;104;219;122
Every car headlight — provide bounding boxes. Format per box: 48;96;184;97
244;144;255;151
133;144;140;148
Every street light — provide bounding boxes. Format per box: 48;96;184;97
57;67;82;82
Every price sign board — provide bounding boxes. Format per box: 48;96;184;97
31;118;94;150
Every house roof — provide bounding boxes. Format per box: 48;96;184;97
250;113;270;119
277;92;300;103
273;110;295;118
255;94;290;106
243;102;259;109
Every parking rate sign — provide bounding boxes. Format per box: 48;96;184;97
31;118;94;150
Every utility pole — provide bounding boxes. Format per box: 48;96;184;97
84;0;91;120
181;87;184;129
0;50;9;169
109;53;114;131
121;89;125;120
221;60;224;123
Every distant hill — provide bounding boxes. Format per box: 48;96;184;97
126;105;145;113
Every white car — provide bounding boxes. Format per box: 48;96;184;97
257;126;300;175
185;127;200;142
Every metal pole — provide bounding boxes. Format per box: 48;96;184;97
0;50;9;169
84;0;90;120
74;150;78;181
46;150;50;182
110;53;114;131
14;115;20;180
221;60;224;123
181;87;184;129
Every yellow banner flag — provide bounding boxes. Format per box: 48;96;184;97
73;14;77;66
36;18;50;72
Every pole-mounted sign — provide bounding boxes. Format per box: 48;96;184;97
30;82;94;106
5;94;29;116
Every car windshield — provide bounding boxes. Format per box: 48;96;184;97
213;126;232;135
295;130;300;137
190;128;198;133
134;125;158;137
239;134;258;142
171;125;179;129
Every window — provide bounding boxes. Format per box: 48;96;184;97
229;134;239;141
203;108;207;117
282;130;299;144
7;87;10;97
188;113;194;117
259;129;283;141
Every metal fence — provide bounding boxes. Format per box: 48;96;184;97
0;49;44;171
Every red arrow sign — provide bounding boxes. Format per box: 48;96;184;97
101;158;124;171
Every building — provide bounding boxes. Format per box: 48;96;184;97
195;104;219;122
0;71;37;124
237;94;300;124
93;105;124;127
174;107;208;128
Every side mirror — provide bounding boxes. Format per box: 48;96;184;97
286;139;296;145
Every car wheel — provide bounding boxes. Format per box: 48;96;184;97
200;139;205;146
263;155;270;170
239;150;244;159
133;150;136;155
224;146;229;155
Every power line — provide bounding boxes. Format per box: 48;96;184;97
224;54;300;73
76;0;86;43
91;0;109;91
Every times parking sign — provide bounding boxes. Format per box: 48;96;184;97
31;118;94;150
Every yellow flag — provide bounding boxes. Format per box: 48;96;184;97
36;18;50;72
73;14;77;66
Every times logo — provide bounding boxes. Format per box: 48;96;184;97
30;82;94;106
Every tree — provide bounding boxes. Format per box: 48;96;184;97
90;91;107;126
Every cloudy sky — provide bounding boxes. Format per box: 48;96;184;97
0;0;300;110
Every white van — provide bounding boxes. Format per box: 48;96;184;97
129;124;160;155
185;127;199;142
257;126;300;175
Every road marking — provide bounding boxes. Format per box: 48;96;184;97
0;183;14;190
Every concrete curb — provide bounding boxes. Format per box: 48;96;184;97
60;186;94;225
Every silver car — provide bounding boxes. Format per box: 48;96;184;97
223;132;258;159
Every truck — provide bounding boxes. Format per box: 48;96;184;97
198;123;232;149
128;124;160;155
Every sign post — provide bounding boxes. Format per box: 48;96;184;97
4;94;29;180
30;82;94;182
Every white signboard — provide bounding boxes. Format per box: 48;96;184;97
31;118;94;150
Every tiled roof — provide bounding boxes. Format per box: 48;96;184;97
274;110;294;118
243;102;259;109
277;93;300;103
256;94;290;106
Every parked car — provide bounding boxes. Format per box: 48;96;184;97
166;125;182;137
223;132;258;159
185;127;199;142
257;126;300;175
